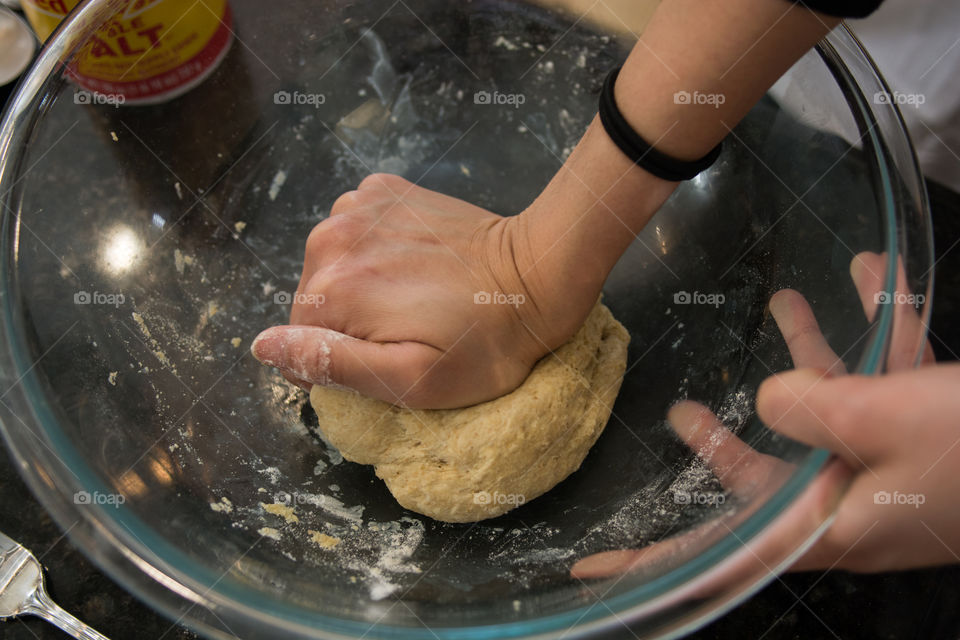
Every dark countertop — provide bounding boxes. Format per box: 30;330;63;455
2;62;960;640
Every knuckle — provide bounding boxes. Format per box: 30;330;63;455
330;190;360;216
304;267;339;298
783;321;822;346
305;222;327;253
306;215;366;253
358;172;407;192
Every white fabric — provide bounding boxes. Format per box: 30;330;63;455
850;0;960;191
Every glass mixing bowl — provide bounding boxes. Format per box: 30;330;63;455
0;1;933;638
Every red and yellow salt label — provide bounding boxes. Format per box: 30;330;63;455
21;0;232;104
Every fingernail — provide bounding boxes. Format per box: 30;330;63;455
250;328;281;367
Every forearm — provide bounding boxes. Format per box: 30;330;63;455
520;0;841;291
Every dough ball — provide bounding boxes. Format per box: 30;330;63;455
309;302;629;522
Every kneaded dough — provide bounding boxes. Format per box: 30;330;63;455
309;302;630;522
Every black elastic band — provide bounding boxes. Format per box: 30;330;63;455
598;66;722;182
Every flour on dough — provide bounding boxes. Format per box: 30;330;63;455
309;302;630;522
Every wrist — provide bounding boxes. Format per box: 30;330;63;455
519;116;678;289
612;0;839;161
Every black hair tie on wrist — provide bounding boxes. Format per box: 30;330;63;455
598;65;722;182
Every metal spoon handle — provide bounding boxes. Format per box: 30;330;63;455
25;589;111;640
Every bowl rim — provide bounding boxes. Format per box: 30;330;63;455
0;3;933;639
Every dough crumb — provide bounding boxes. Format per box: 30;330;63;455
268;170;287;201
230;337;242;348
261;502;299;524
131;312;175;372
210;497;233;513
131;312;151;340
233;221;247;234
258;527;281;540
260;467;281;485
108;371;117;386
308;530;341;549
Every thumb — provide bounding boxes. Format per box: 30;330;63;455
756;368;882;469
251;325;439;407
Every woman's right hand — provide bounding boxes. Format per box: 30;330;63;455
251;173;606;409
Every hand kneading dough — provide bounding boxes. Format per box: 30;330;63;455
309;302;629;522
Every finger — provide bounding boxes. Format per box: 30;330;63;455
756;368;883;468
768;289;844;375
848;251;885;323
850;252;935;369
251;325;440;406
572;459;853;584
918;336;937;365
761;458;854;573
571;549;648;579
571;534;698;579
283;298;333;391
668;401;782;494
